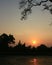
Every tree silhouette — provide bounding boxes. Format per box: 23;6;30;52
49;0;52;2
36;44;48;55
9;34;15;44
0;34;52;56
0;33;15;49
19;0;52;20
0;33;15;55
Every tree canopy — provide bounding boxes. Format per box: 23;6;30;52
19;0;52;20
0;33;15;48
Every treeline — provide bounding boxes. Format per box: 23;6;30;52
0;33;52;56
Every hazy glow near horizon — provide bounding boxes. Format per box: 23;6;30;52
0;0;52;47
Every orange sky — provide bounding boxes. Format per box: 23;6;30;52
0;0;52;47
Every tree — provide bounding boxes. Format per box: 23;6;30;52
0;33;15;48
19;0;52;20
36;44;48;55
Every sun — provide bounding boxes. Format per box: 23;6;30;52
32;40;37;44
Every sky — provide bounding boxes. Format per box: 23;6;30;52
0;0;52;47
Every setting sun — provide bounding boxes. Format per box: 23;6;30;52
32;40;37;44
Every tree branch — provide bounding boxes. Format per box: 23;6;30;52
19;0;52;20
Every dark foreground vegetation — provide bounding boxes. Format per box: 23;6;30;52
0;33;52;56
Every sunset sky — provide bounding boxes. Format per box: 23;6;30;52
0;0;52;47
